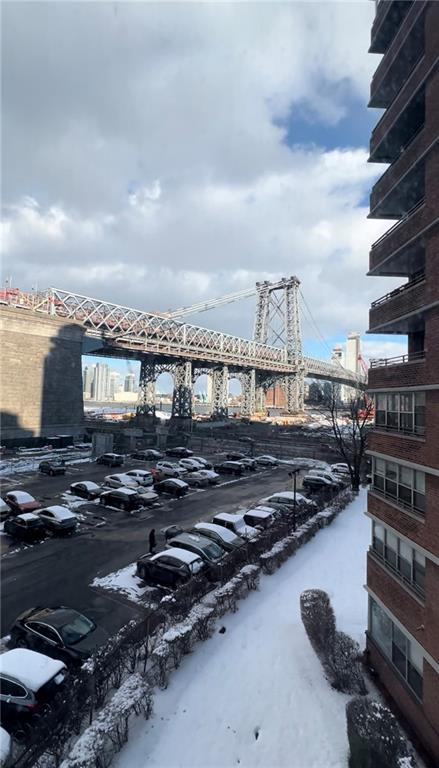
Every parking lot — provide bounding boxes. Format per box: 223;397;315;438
0;451;305;638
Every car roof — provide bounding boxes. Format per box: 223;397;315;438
0;649;65;692
40;505;75;518
73;481;99;490
194;522;238;542
162;478;187;487
7;491;35;502
151;547;201;564
170;532;215;549
214;512;244;523
245;508;272;519
28;606;80;627
127;469;150;475
104;487;138;496
16;513;40;522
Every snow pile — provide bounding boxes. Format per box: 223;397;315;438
114;490;369;768
92;564;150;604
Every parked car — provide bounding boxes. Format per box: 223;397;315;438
179;458;205;472
331;463;350;474
237;457;257;471
131;449;163;460
153;479;189;497
254;455;278;466
161;525;184;542
213;461;244;476
135;488;159;505
69;481;102;500
95;453;124;467
212;513;258;539
243;507;277;530
5;492;41;516
167;532;225;564
4;514;45;542
37;506;78;535
38;458;66;476
260;491;316;511
156;461;187;478
0;649;67;729
10;607;108;665
302;475;335;492
194;469;220;485
99;488;145;511
192;522;245;552
184;471;210;488
308;469;344;488
165;447;193;458
190;457;213;470
225;451;247;461
104;473;140;489
0;496;10;521
136;547;205;588
124;469;154;487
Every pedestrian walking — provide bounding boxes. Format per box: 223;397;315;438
148;528;156;554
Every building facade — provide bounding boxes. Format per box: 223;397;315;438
92;363;110;401
367;1;439;761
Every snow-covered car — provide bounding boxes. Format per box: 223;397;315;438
308;470;344;488
38;458;66;476
165;447;193;458
37;506;78;535
237;458;257;471
254;455;278;466
183;471;210;488
167;532;226;564
104;473;140;489
124;469;154;487
69;481;102;500
192;522;245;552
153;479;189;497
0;649;67;729
156;461;187;478
212;513;258;540
135;488;159;505
136;547;205;588
179;458;205;471
331;463;349;473
302;475;335;492
4;513;45;542
260;491;316;509
243;507;277;530
99;488;145;511
193;469;220;485
5;491;41;516
190;456;213;470
0;496;10;521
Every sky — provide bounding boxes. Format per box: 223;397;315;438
2;0;408;375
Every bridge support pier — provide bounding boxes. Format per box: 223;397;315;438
171;361;193;427
284;371;305;413
240;369;256;417
211;365;229;420
136;355;156;424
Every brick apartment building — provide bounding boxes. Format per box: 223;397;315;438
366;0;439;761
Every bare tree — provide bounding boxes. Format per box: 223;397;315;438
325;383;373;492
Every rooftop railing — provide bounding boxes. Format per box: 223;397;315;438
369;349;426;369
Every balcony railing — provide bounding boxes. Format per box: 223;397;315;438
369;547;425;600
370;349;426;369
371;198;425;250
370;271;425;308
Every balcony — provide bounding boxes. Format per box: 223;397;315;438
369;158;424;220
369;200;426;275
370;1;414;54
368;350;426;390
369;272;426;333
370;7;425;109
370;123;425;212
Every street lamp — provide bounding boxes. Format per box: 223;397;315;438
288;468;301;532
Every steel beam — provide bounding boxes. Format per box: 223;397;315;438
171;361;193;420
137;355;156;417
212;366;229;420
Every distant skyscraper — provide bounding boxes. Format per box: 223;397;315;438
82;365;95;399
124;373;136;392
109;372;120;399
206;375;213;404
92;363;110;401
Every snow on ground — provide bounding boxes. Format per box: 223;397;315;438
92;563;150;604
115;491;369;768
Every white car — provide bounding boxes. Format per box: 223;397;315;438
331;463;350;474
191;456;213;469
104;473;140;489
212;512;258;540
179;458;205;471
156;461;187;478
193;522;244;552
37;505;78;534
194;469;220;485
243;507;277;529
136;488;159;505
260;491;315;508
184;471;210;488
308;469;344;487
125;469;154;487
254;455;278;466
0;649;67;728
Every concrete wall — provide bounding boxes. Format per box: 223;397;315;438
0;306;85;442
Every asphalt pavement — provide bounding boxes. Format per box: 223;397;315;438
1;454;301;637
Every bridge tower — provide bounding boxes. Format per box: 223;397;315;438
253;276;305;413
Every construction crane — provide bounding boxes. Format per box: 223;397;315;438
162;279;288;320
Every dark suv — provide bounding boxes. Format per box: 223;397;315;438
214;461;244;476
165;447;193;458
136;547;205;588
4;514;45;542
10;607;108;666
95;453;124;467
38;459;66;476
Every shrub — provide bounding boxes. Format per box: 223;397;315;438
300;589;336;657
326;631;366;695
346;698;417;768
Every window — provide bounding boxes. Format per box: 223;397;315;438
374;391;426;435
0;678;27;698
372;458;425;514
369;598;424;699
370;522;426;597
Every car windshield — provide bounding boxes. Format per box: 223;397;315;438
203;541;223;559
59;614;96;645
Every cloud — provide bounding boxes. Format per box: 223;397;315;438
2;0;397;358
